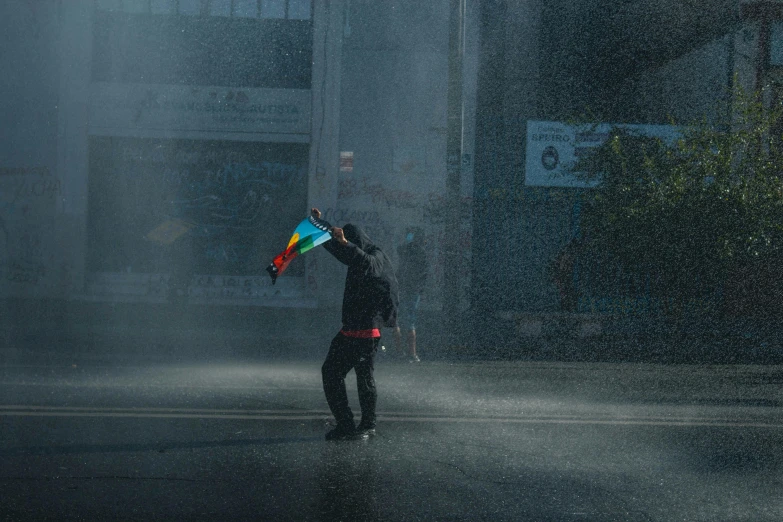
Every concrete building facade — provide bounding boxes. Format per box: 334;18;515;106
471;0;783;327
0;1;474;315
1;0;780;350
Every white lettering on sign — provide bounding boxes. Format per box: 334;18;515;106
525;120;680;188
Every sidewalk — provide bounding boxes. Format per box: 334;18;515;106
2;298;782;365
0;298;333;362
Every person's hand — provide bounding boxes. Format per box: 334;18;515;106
311;208;321;219
331;226;349;246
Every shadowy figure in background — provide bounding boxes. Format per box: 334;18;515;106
313;208;399;441
393;227;428;362
549;237;581;313
167;232;193;307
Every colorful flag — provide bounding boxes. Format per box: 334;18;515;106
266;215;332;283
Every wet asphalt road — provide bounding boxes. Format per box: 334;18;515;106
1;352;782;521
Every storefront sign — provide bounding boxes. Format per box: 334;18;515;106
89;83;311;135
525;120;679;188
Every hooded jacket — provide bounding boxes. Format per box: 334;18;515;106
323;224;399;330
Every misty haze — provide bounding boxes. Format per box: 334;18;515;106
1;1;782;520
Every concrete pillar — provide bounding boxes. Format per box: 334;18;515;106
57;1;93;295
307;0;344;305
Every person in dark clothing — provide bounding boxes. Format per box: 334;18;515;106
392;228;428;362
312;208;399;441
549;237;581;313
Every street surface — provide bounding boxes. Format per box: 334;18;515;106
1;351;782;521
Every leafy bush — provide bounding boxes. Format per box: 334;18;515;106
571;91;783;315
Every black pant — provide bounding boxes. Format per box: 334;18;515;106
321;333;379;429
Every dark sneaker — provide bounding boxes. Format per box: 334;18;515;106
356;422;376;440
409;355;421;363
356;427;376;440
325;424;357;441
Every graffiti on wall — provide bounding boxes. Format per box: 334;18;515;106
88;137;309;279
188;274;281;300
337;176;418;209
0;166;65;291
81;150;474;306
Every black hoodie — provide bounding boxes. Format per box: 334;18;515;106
323;224;399;330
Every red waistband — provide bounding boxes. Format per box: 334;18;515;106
340;328;381;338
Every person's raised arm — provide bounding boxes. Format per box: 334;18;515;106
324;231;381;274
323;231;372;267
330;227;349;246
313;207;357;265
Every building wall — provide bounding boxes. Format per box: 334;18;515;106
0;1;323;306
472;0;751;319
626;37;734;125
63;2;323;306
320;0;455;309
0;0;71;298
473;0;569;316
299;0;477;319
1;0;472;324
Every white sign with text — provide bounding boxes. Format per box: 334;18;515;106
525;120;680;188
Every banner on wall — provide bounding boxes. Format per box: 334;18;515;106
0;166;64;294
89;84;311;136
525;120;680;188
